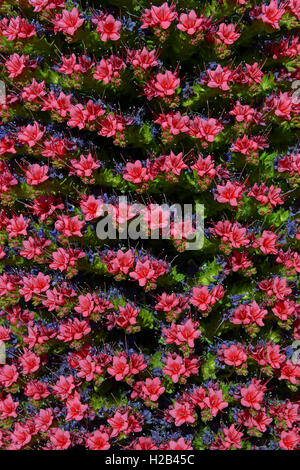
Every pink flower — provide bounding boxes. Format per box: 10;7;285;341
18;122;44;147
221;344;248;367
142;377;165;401
216;23;240;45
176;319;201;348
257;230;278;255
155;111;189;135
70;153;101;179
134;437;158;450
188;117;224;143
169;402;195;426
259;0;285;29
95;14;121;42
177;10;202;35
53;7;84;36
86;431;110;450
55;215;85;238
2;16;35;40
34;408;53;433
274;92;293;120
129;260;155;287
25;164;49;186
223;425;243;449
5;54;29;78
19;348;40;374
240;383;264;410
163;151;188;175
52;375;75;400
7;215;29;238
163;354;186;383
107;355;129;381
80;195;104;221
108;410;128;437
154;71;180;97
0;394;19;419
10;423;32;450
66;392;88;421
245;62;263;84
128;47;158;71
142;3;177;30
68;104;87;129
207;65;232;91
22;79;46;102
168;438;193;450
216;181;244;207
50;428;71;450
0;365;19;387
190;286;211;311
203;389;228;416
191;154;216;178
123;160;148;184
279;430;299;450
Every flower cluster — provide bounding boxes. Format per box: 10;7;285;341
0;0;299;451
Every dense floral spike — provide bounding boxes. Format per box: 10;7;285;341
0;0;299;451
